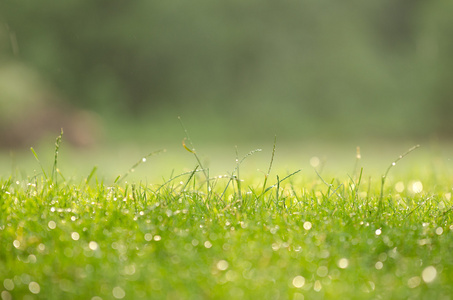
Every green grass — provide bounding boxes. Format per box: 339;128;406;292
1;138;453;300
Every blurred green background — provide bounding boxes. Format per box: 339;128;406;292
1;1;453;178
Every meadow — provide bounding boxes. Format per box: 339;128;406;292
1;133;453;300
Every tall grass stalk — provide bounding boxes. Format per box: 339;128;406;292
378;144;420;213
115;149;165;184
179;117;211;198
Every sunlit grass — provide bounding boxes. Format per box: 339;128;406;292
1;138;453;300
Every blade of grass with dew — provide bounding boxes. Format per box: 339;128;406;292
378;144;420;214
51;128;63;184
262;136;277;199
179;117;211;198
86;166;98;185
30;147;47;180
115;149;166;184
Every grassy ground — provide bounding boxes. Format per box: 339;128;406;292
1;137;453;300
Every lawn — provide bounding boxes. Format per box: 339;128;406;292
1;137;453;300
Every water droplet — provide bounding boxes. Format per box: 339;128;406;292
28;282;40;294
38;243;46;251
407;276;421;288
27;254;37;264
142;158;146;162
71;232;80;241
153;235;161;241
303;221;312;230
88;241;99;251
313;280;322;292
1;291;12;300
395;181;405;193
216;260;229;271
310;156;320;168
411;181;423;193
204;241;212;248
392;162;396;166
48;221;56;229
422;266;437;283
112;286;126;299
292;275;305;288
375;229;382;236
293;292;304;300
3;279;14;291
375;261;383;270
436;227;443;235
316;266;328;277
144;233;153;241
13;240;20;249
225;270;238;282
338;258;349;269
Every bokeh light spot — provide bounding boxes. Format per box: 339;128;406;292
292;276;305;288
422;266;437;283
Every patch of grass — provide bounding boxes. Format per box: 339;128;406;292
1;140;453;300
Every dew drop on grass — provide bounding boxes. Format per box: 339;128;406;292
375;261;383;270
38;243;45;251
292;276;305;288
422;266;437;283
313;280;322;292
216;260;229;271
411;181;423;193
204;241;212;248
142;158;146;162
28;282;40;294
375;229;382;236
3;279;14;291
378;253;388;262
407;276;421;288
27;254;37;264
303;222;312;231
395;182;405;193
112;286;125;299
435;227;443;235
338;258;349;269
310;157;320;168
144;233;153;241
293;293;304;300
12;240;20;249
316;266;328;277
88;241;99;251
48;221;56;229
71;232;80;241
1;291;12;300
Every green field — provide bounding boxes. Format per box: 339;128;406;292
1;138;453;300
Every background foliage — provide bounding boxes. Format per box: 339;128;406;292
1;0;453;142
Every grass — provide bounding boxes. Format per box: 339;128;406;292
1;135;453;300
